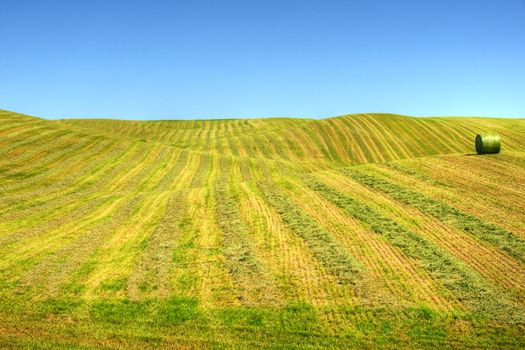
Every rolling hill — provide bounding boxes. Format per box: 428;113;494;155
1;108;525;349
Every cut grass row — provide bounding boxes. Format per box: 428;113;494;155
312;169;525;301
343;168;525;263
303;176;523;319
58;111;525;166
257;179;363;287
381;155;525;238
282;179;455;310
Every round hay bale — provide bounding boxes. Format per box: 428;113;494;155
475;133;501;154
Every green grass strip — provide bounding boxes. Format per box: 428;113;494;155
3;297;525;349
257;180;362;286
214;156;263;278
214;183;262;278
127;191;187;299
344;168;525;263
383;162;447;187
304;177;519;316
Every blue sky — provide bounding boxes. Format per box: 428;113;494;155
1;0;524;119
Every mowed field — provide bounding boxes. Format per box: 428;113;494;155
1;109;525;349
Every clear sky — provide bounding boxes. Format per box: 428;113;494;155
1;0;524;119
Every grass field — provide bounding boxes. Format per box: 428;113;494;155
1;109;525;349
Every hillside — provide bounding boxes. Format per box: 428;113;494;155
1;109;525;349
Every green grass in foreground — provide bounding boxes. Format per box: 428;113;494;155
1;297;524;349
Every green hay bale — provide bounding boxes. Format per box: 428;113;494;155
475;133;501;154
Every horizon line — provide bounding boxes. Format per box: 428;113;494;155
1;108;523;121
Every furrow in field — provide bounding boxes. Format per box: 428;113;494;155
105;145;162;194
309;124;343;163
0;125;48;152
0;140;132;227
282;125;316;161
380;116;425;157
381;155;525;238
256;179;363;288
282;127;309;161
237;132;256;158
360;115;401;160
4;136;103;191
0;128;72;166
154;149;188;191
412;118;460;154
158;157;239;307
352;116;392;162
213;130;224;155
126;190;187;300
190;153;211;188
304;176;524;318
0;135;118;204
344;168;525;263
232;134;249;158
168;151;202;191
0;136;102;190
0;120;33;133
80;193;171;299
302;124;336;162
328;118;367;163
0;195;130;285
399;118;446;155
337;117;383;163
492;152;525;169
202;127;213;153
276;130;306;162
133;147;180;193
246;131;271;160
224;133;240;156
0;141;164;250
254;130;282;160
15;195;144;298
430;119;473;151
287;178;455;310
238;157;253;183
183;185;240;307
214;160;281;306
321;120;354;164
237;181;339;306
0;128;72;163
0;121;54;143
316;168;525;297
121;146;175;192
0;141;146;235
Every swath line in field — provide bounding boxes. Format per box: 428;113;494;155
16;195;144;297
382;157;525;238
0;195;129;287
345;168;525;263
80;193;171;298
127;190;187;300
288;179;455;310
0;140;142;234
214;163;280;305
305;177;522;317
316;169;525;299
237;181;339;306
181;186;240;307
257;180;363;287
